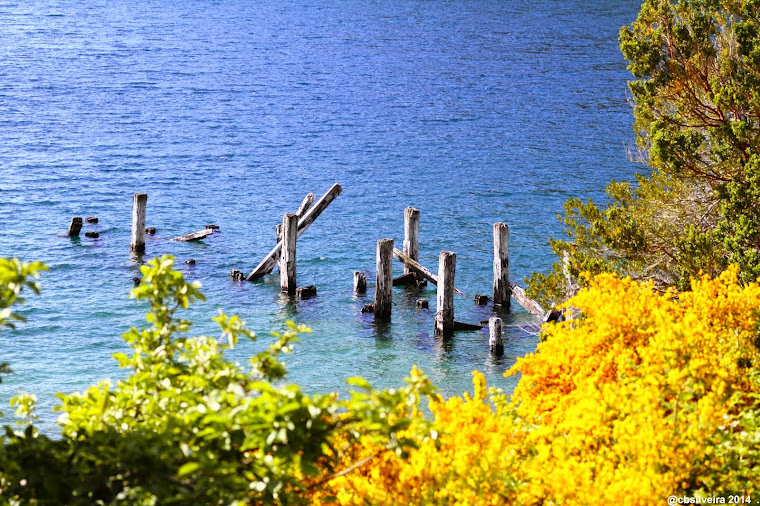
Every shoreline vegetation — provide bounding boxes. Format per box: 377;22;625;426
2;0;760;503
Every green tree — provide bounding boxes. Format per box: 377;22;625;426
0;256;436;505
529;0;760;306
0;258;46;383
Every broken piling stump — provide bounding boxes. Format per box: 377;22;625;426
185;259;196;265
205;224;220;230
280;213;298;295
474;294;489;305
230;269;246;281
416;298;429;309
247;183;343;281
489;317;504;356
353;271;367;295
85;232;99;238
296;285;317;300
374;238;393;320
85;216;98;224
171;229;214;242
145;227;156;235
131;193;147;252
493;222;511;310
435;251;456;336
67;217;83;237
361;303;375;313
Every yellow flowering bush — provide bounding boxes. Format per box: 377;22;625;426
314;266;760;505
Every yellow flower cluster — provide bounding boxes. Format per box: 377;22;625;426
311;266;760;505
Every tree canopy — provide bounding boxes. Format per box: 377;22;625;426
529;0;760;305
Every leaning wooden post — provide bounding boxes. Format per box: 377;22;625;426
280;213;298;295
489;317;504;356
130;193;147;252
374;239;393;319
354;271;367;295
435;251;456;336
403;207;420;276
493;222;511;310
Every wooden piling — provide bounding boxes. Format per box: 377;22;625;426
489;317;504;356
67;217;83;237
403;207;420;276
493;222;511;309
247;183;342;281
374;238;393;320
435;251;456;336
130;193;147;252
280;213;298;295
353;271;367;294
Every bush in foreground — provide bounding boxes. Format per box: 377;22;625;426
315;267;760;504
0;257;758;504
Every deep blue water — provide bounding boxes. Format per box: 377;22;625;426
0;0;642;431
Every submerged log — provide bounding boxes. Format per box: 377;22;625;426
247;183;343;281
171;229;214;242
453;320;483;331
392;248;464;295
392;272;417;286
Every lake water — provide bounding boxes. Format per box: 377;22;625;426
0;0;641;432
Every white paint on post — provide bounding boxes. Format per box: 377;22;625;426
374;238;393;319
489;317;504;356
280;213;298;295
435;251;456;336
493;222;510;309
130;193;147;252
403;207;420;276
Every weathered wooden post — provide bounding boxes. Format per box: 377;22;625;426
67;217;83;237
374;239;393;319
403;207;420;275
489;317;504;356
130;193;147;252
435;251;456;336
280;213;298;295
493;222;510;310
353;271;367;294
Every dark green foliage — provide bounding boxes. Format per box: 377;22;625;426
529;0;760;306
0;256;436;505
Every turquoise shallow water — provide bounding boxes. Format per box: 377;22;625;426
0;0;641;432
